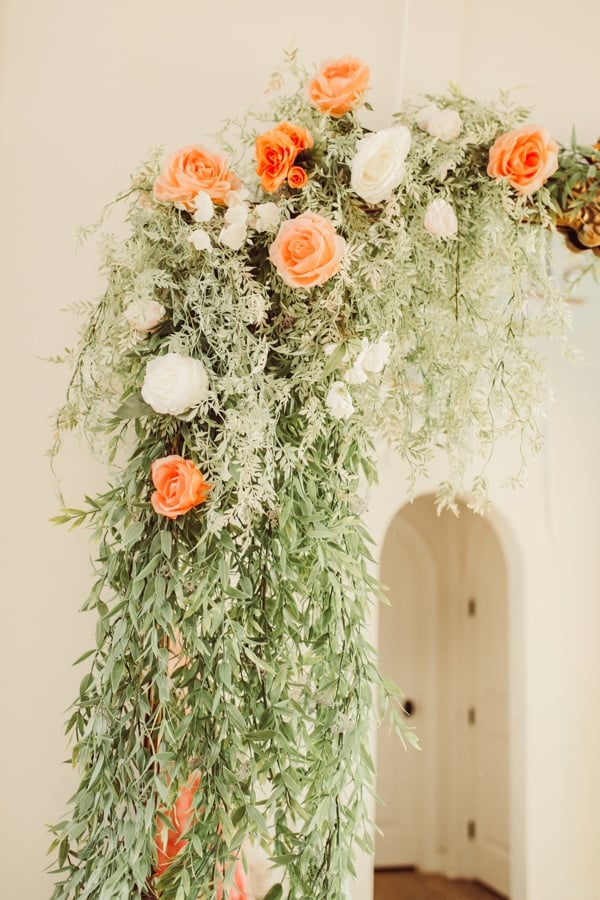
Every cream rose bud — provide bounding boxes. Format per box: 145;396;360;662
345;336;391;383
326;381;354;420
219;222;247;250
188;228;212;252
142;352;209;416
424;198;458;237
224;202;250;225
254;202;280;233
416;104;462;141
361;335;391;373
123;298;166;333
193;190;214;222
351;126;411;204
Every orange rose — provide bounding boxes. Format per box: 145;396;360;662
287;166;308;189
154;145;241;210
255;121;313;193
155;775;248;898
269;212;347;288
155;774;201;879
151;455;211;519
487;125;559;194
308;56;370;117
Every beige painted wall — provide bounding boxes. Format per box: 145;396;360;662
1;2;599;899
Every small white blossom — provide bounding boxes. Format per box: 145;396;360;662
254;202;281;233
219;221;247;250
123;298;166;334
224;202;250;226
142;352;209;416
225;187;250;207
345;336;391;383
192;191;214;222
188;228;212;252
424;198;458;237
326;381;354;420
416;104;462;141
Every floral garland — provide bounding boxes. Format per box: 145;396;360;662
49;52;594;900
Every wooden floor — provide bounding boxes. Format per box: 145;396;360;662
374;870;505;900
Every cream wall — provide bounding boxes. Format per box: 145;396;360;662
1;2;599;899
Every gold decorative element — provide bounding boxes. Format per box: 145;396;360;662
556;141;600;257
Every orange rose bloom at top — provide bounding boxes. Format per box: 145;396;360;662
154;145;241;210
151;455;212;519
269;211;347;288
255;121;313;193
487;125;559;194
308;56;370;117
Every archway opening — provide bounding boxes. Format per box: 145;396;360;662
375;494;511;897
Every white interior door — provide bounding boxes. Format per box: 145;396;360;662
375;518;438;868
466;518;510;896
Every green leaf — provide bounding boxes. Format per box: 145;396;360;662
263;886;284;900
113;393;153;420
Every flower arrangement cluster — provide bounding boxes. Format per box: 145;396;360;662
49;51;593;900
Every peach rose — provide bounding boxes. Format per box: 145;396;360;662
308;56;370;117
269;212;347;288
255;121;313;193
487;125;559;194
287;166;308;189
151;455;212;519
154;774;201;879
154;145;241;210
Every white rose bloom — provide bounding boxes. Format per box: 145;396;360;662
416;104;462;141
254;202;281;233
424;198;458;237
188;228;212;252
219;222;247;250
192;191;214;222
326;381;354;420
123;298;166;334
351;126;411;204
142;352;209;416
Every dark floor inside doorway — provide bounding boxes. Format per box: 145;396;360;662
374;869;506;899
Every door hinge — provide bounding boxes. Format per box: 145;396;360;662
467;820;476;841
467;597;476;617
468;706;476;725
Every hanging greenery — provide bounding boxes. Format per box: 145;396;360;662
48;51;597;900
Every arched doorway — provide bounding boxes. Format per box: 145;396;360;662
375;495;511;896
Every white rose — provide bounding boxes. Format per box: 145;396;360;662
141;352;209;416
325;381;354;420
416;104;461;141
188;228;212;252
424;198;458;237
351;126;411;204
123;298;166;334
192;191;214;222
219;222;247;250
254;202;280;233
